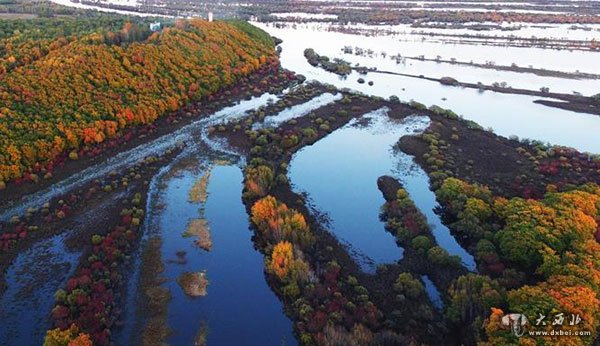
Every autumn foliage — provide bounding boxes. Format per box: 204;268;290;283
250;195;314;247
43;324;92;346
0;19;275;186
270;241;295;279
244;165;274;198
268;240;312;288
436;178;600;344
49;206;145;345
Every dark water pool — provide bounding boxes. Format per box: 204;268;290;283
157;164;296;345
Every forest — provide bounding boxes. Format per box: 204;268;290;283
0;17;276;188
437;178;600;346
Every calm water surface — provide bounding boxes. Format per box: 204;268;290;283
289;109;476;272
256;21;600;154
157;164;295;345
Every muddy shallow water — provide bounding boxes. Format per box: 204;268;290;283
0;234;80;346
0;91;282;223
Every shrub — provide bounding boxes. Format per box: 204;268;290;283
409;100;427;110
427;246;451;265
302;127;317;139
54;289;67;304
256;134;269;146
411;235;432;253
91;235;103;245
44;325;92;346
276;173;288;185
282;282;300;298
336;110;348;117
245;165;274;198
249;145;262;155
281;134;299;148
393;273;424;300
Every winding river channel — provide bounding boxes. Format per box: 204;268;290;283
1;5;599;345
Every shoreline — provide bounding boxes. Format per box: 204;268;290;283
396;55;600;80
0;65;298;345
357;68;600;116
0;64;297;300
0;63;296;210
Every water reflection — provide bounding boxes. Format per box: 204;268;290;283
289;109;475;272
256;21;600;154
154;164;295;345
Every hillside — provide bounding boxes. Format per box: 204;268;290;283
0;18;276;187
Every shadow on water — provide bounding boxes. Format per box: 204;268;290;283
422;275;444;311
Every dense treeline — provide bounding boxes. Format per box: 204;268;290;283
436;178;600;345
0;0;98;17
0;17;155;75
0;19;276;187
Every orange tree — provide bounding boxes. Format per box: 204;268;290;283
0;19;276;185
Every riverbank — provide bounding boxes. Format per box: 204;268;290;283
211;80;600;344
213;84;471;344
0;63;297;209
361;67;600;116
0;64;299;344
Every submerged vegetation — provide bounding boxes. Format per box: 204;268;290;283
139;237;172;346
177;272;209;297
184;219;212;251
188;169;212;204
